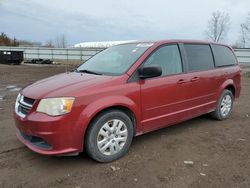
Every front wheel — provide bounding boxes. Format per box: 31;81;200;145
85;110;134;162
211;89;234;120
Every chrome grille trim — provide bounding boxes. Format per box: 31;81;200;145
15;94;35;118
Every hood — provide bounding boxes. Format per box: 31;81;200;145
21;72;114;99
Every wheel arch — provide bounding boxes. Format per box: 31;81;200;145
86;105;137;136
216;79;236;101
77;96;142;152
224;84;235;98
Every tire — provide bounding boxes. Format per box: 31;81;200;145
211;89;234;120
85;109;134;163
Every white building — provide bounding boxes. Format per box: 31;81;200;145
74;40;137;48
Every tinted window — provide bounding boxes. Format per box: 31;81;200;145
184;44;214;71
212;45;237;67
144;44;182;76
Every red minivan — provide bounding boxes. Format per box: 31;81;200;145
14;40;241;162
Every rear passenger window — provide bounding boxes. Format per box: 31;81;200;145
184;44;214;72
212;45;237;67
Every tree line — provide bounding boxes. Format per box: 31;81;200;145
205;11;250;47
0;33;67;48
0;32;19;46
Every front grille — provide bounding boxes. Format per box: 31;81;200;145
15;94;35;118
19;131;52;150
19;104;30;114
23;96;35;105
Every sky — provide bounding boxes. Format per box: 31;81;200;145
0;0;249;46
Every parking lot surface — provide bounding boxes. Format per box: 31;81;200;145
0;64;250;188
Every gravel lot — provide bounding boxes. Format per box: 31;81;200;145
0;64;250;188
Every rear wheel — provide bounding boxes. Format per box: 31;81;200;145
85;110;134;162
211;89;234;120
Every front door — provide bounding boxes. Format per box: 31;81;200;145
140;44;189;133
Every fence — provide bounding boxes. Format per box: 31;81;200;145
0;46;250;64
0;46;104;62
234;48;250;64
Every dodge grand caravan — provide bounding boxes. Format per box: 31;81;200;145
14;40;241;162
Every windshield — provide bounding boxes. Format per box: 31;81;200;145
76;43;153;76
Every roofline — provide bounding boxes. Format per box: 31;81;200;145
115;39;231;48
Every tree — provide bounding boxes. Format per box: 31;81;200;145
0;32;20;46
0;32;41;46
61;34;67;48
45;40;54;48
205;11;230;42
0;32;12;46
12;37;19;46
54;34;67;48
240;12;250;47
18;40;41;47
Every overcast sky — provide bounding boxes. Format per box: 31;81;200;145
0;0;249;46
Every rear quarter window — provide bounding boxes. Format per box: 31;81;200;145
212;45;237;67
184;44;214;72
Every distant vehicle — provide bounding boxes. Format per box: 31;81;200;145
14;40;241;162
26;58;52;64
0;50;23;65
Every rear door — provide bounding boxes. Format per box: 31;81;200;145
182;43;218;116
140;44;189;132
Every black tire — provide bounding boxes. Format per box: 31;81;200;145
85;109;134;163
211;89;234;120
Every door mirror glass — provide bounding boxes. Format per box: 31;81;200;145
139;64;162;79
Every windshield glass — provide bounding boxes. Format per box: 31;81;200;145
76;43;153;75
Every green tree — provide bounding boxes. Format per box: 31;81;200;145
0;32;12;46
0;32;19;46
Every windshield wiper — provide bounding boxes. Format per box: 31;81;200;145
76;69;102;75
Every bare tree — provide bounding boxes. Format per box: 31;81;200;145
54;34;67;48
205;11;230;42
240;24;247;48
45;39;54;48
240;12;250;47
60;34;67;48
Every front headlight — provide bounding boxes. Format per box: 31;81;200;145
37;97;75;116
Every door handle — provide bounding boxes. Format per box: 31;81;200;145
190;77;199;82
177;79;187;84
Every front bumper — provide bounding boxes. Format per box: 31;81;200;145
14;111;84;155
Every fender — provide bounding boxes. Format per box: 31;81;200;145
75;95;142;151
215;79;235;103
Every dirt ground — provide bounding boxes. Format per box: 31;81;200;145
0;64;250;188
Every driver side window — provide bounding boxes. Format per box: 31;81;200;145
144;44;183;76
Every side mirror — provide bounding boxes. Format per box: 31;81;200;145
139;64;162;79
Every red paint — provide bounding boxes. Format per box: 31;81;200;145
14;40;242;155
